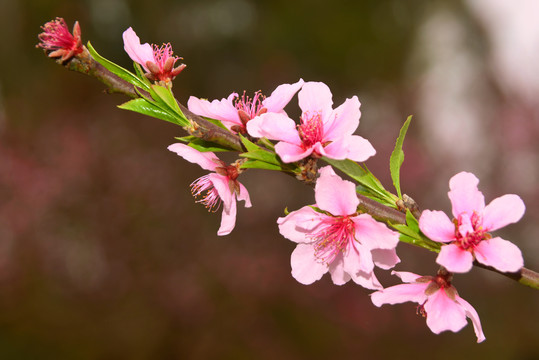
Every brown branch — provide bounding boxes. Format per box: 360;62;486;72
42;44;539;290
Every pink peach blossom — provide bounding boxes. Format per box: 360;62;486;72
419;172;525;273
123;27;186;83
247;81;376;163
167;143;251;236
187;79;304;134
37;18;83;62
371;270;486;343
277;166;399;289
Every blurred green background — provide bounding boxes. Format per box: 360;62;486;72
0;0;538;359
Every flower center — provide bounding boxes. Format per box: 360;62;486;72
298;112;324;148
234;91;267;129
454;211;490;251
190;175;222;212
152;43;176;71
310;216;355;265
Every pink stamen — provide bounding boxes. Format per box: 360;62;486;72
310;216;355;264
152;43;177;71
190;175;221;212
298;112;324;148
234;91;267;120
454;211;488;250
37;18;82;61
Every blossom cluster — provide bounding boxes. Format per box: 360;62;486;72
124;27;526;343
38;21;529;344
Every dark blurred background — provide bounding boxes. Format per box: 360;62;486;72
0;0;538;359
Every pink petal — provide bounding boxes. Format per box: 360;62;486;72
328;255;352;285
318;136;375;162
352;213;399;250
217;193;237;236
455;296;486;343
323;96;361;139
208;173;233;212
167;143;218;171
122;27;154;71
370;283;428;307
474;237;524;273
237;182;252;208
419;210;456;243
448;172;485;218
246;112;302;144
275;141;314;163
341;135;376;162
262;79;304;112
371;248;401;270
298;81;334;115
436;244;474;273
290;244;328;284
277;206;325;243
343;241;374;275
424;289;468;334
351;270;383;290
392;271;422;283
187;94;240;127
316;141;347;160
315;166;359;215
482;194;526;232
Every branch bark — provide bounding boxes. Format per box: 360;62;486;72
44;47;539;290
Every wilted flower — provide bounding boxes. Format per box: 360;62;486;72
167;143;251;236
37;18;83;62
247;81;376;163
371;269;486;343
187;79;304;134
277;166;399;289
123;27;186;83
419;171;525;273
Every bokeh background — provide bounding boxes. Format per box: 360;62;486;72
1;0;538;359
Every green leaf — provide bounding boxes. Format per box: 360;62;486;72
405;209;419;232
87;41;149;91
133;62;152;88
240;149;281;165
239;134;260;152
151;85;183;115
175;136;232;152
240;159;283;171
390;115;412;199
322;157;396;206
118;98;179;125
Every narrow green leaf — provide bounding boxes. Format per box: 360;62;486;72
151;85;183;115
87;41;149;91
390;115;412;199
239;134;260;152
405;209;419;233
118;98;179;125
240;159;282;171
175;136;232;152
240;149;281;165
133;62;152;88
